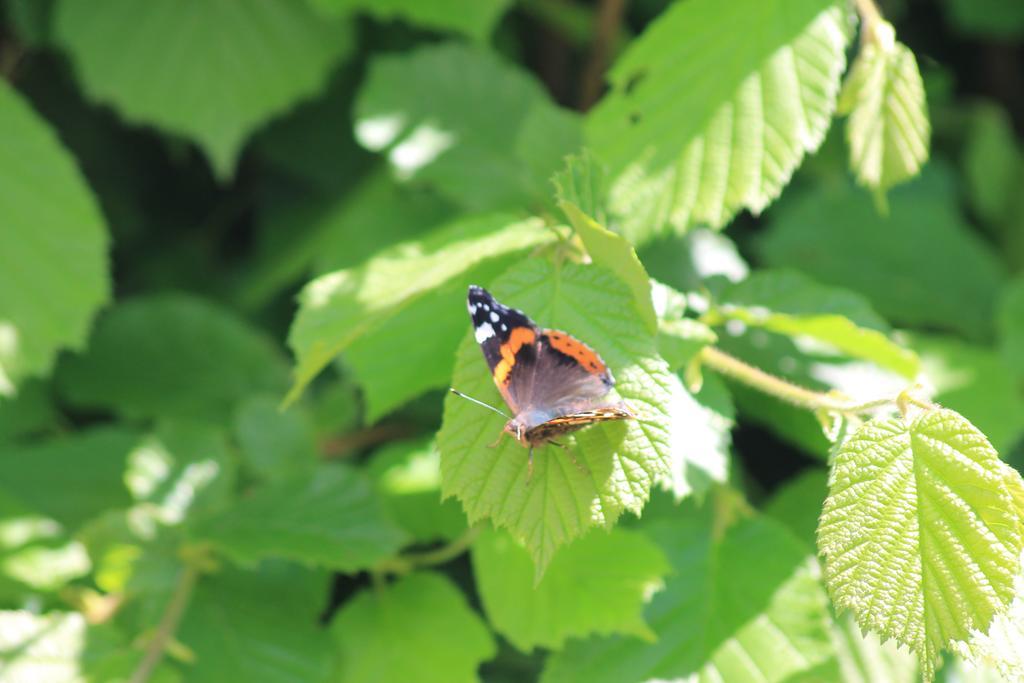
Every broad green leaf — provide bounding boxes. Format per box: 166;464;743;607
554;155;657;333
940;0;1024;39
233;395;319;481
542;510;835;682
0;80;109;395
0;427;136;529
179;563;333;683
817;409;1024;678
831;612;920;683
125;421;235;530
998;274;1024;383
196;463;407;572
838;21;929;198
54;0;352;178
354;43;581;210
0;611;177;682
329;571;496;683
0;380;57;442
57;294;289;422
756;164;1007;340
471;527;668;651
712;270;920;378
0;492;89;594
764;467;828;549
640;229;750;295
309;0;513;42
587;0;849;242
286;213;551;405
438;260;696;573
657;318;717;372
908;333;1024;456
952;562;1024;682
367;438;467;542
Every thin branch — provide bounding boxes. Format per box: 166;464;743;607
129;565;199;683
579;0;628;110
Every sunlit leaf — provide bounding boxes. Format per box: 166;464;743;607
587;0;849;242
309;0;513;42
818;409;1024;678
329;571;496;683
54;0;353;178
0;80;109;395
839;20;929;198
472;527;668;651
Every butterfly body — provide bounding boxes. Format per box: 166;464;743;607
465;285;634;451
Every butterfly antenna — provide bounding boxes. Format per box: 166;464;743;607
449;389;511;420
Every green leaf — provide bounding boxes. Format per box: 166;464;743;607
817;409;1024;678
354;42;581;210
179;563;333;683
952;566;1024;682
0;80;110;395
57;293;289;422
713;269;920;378
755;163;1007;341
940;0;1024;39
657;318;717;372
838;21;929;198
54;0;352;178
367;438;467;542
438;260;695;573
0;492;89;594
471;527;668;651
963;103;1022;227
542;510;836;682
309;0;513;42
196;463;407;572
0;380;57;442
998;274;1024;384
233;395;319;481
329;571;496;683
831;612;920;683
286;213;551;405
125;421;235;529
764;467;828;549
0;427;136;529
555;154;657;334
587;0;849;242
908;332;1024;456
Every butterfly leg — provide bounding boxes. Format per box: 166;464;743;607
550;441;588;475
487;431;505;448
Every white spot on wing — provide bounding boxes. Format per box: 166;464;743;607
474;322;495;343
489;311;499;323
500;323;507;331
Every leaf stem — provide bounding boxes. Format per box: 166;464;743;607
699;345;910;416
128;564;199;683
374;525;482;576
853;0;885;45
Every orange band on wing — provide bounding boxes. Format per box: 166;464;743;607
545;331;607;374
493;327;536;386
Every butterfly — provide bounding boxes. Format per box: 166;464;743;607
451;285;634;479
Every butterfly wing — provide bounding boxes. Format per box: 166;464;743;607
467;285;540;414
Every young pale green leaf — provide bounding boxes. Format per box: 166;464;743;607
542;511;836;682
54;0;352;178
196;464;407;572
908;332;1024;456
471;527;668;651
367;438;467;542
354;43;581;210
997;274;1024;383
0;81;109;396
713;270;920;378
587;0;849;242
831;612;920;683
817;409;1024;679
0;428;136;530
286;213;550;405
309;0;513;41
554;155;657;334
233;395;319;481
179;563;333;683
839;21;929;197
57;294;289;422
330;571;496;683
438;260;700;573
756;164;1007;341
